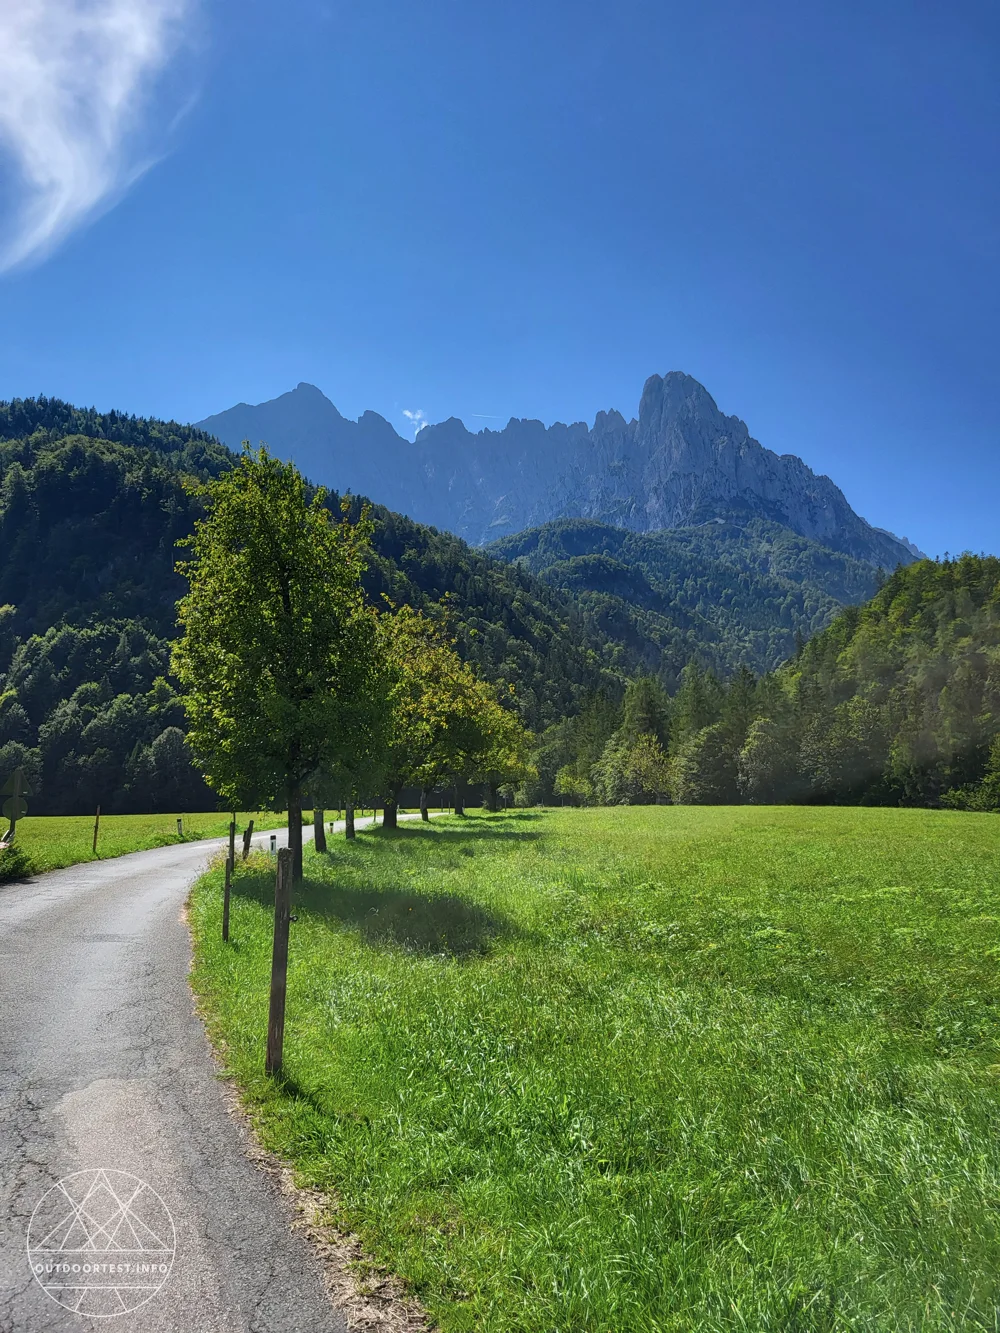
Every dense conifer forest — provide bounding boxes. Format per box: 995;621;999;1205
540;556;1000;810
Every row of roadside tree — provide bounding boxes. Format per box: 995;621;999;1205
172;448;532;879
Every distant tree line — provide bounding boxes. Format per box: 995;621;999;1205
532;555;1000;811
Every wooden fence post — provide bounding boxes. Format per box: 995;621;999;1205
265;847;293;1076
242;819;254;859
228;818;236;866
222;854;233;942
92;805;101;855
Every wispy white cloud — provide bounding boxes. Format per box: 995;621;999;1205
403;408;429;439
0;0;192;273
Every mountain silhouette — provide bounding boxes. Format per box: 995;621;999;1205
198;372;921;567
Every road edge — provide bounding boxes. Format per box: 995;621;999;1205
182;852;435;1333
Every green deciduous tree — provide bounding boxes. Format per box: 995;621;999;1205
378;607;529;826
592;732;671;805
554;765;592;805
471;687;534;811
173;447;379;879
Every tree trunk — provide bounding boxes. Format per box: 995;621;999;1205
345;801;356;839
288;786;304;881
314;806;327;853
383;783;402;830
420;787;429;821
486;779;498;813
454;777;466;817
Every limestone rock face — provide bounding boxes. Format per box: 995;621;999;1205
198;371;919;568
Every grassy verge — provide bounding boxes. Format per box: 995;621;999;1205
189;806;1000;1332
1;810;288;879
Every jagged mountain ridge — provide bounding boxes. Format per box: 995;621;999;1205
197;371;920;568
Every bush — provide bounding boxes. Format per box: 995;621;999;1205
0;840;33;882
592;732;671;804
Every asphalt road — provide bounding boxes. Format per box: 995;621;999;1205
0;820;368;1333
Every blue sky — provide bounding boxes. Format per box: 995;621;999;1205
0;0;997;558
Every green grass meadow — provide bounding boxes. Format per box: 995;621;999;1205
1;810;286;879
188;806;1000;1331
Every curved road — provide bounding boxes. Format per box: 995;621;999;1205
0;821;362;1332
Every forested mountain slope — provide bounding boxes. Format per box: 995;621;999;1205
542;555;1000;810
773;554;1000;806
489;516;883;678
0;398;638;812
0;410;230;639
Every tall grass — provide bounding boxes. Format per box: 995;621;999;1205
189;806;1000;1331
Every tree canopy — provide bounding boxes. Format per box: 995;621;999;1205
173;449;381;875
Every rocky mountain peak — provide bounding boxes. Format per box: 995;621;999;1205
197;372;922;568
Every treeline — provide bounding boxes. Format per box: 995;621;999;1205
0;394;230;478
534;555;1000;810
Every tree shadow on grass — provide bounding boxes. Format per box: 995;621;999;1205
304;879;512;956
361;813;543;847
269;1070;359;1126
231;865;515;958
